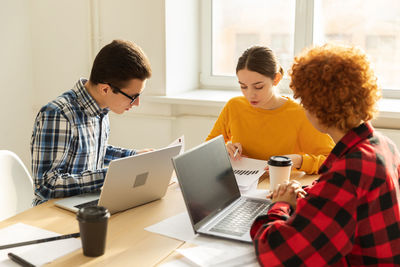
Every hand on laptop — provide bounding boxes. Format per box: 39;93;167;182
136;148;154;154
270;180;307;209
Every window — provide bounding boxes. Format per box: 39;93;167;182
201;0;400;97
365;36;396;51
201;0;295;89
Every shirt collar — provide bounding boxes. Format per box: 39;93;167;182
319;122;374;174
72;78;109;117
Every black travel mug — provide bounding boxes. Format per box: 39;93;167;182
76;206;110;257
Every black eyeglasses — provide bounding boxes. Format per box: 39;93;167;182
103;82;141;105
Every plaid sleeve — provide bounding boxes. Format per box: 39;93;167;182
31;110;106;202
104;145;136;166
250;202;293;239
251;172;357;266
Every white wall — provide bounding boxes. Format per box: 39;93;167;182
165;0;200;95
108;102;175;150
377;128;400;150
98;0;167;95
30;0;91;107
0;0;34;166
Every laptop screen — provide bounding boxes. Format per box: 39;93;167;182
172;136;240;228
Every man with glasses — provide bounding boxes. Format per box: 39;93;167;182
31;40;152;205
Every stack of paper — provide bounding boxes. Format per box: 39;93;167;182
230;157;267;191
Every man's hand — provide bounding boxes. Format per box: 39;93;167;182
136;148;154;154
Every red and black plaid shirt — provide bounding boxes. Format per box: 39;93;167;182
250;122;400;266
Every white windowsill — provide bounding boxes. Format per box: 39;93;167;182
145;89;400;128
376;98;400;118
146;89;242;107
146;89;400;116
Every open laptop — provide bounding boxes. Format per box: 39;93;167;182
172;135;271;243
55;144;182;214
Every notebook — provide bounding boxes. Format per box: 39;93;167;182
172;135;271;243
55;144;182;214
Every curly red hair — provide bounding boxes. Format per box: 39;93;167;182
290;44;381;132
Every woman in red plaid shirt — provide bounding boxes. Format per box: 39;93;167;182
250;44;400;266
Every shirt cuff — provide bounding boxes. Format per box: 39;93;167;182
267;201;293;216
299;154;315;174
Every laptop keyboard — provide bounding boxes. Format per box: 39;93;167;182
74;199;99;209
210;199;269;236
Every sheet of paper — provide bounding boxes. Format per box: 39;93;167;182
167;135;185;155
177;246;223;265
160;252;258;267
230;157;267;189
213;252;258;267
146;212;256;266
187;234;252;253
160;258;196;267
0;223;81;267
145;212;196;242
241;188;270;200
176;245;257;267
165;135;185;184
145;211;253;251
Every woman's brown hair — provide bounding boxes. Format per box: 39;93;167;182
236;46;284;79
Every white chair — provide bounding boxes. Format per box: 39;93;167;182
0;150;34;221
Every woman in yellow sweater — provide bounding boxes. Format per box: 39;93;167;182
206;46;334;174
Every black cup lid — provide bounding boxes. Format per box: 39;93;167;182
268;156;293;167
76;206;110;221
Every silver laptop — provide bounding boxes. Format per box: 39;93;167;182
55;144;182;214
172;135;271;243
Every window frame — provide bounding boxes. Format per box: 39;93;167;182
200;0;400;98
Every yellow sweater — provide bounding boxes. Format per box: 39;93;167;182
206;96;335;174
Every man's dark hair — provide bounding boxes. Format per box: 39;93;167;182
89;40;152;90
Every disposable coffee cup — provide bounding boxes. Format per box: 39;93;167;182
268;156;293;191
76;206;110;257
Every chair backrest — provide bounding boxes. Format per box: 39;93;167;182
0;150;34;221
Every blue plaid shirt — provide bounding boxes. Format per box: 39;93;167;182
31;78;136;205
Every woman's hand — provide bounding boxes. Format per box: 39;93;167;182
283;154;303;169
136;148;154;154
226;142;242;160
269;180;307;209
264;154;302;172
